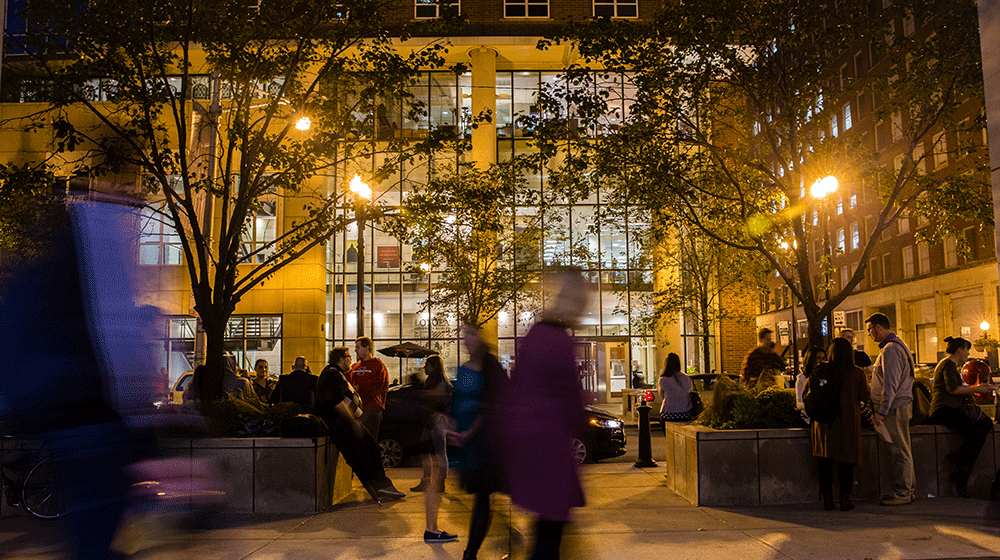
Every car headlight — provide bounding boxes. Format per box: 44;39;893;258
591;418;623;429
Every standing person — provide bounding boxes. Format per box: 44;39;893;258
314;347;404;502
412;355;457;543
269;356;317;413
740;328;787;386
449;323;508;559
812;338;871;511
658;353;693;422
797;346;828;412
838;328;873;378
350;336;390;438
501;267;589;560
251;358;275;402
866;312;916;506
928;336;996;497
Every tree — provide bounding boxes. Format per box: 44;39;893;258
532;0;991;349
4;0;455;398
386;159;554;328
0;162;64;266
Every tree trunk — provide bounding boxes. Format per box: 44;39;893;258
198;317;225;401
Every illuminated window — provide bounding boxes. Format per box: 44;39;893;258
240;200;278;264
139;203;182;265
415;0;459;19
843;104;852;130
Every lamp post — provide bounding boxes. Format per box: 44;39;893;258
810;175;839;347
350;174;372;338
420;262;432;346
779;240;800;376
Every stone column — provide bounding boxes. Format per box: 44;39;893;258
978;2;1000;291
468;47;500;348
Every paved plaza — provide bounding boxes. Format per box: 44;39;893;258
3;457;1000;560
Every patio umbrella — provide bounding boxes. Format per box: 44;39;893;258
377;341;437;359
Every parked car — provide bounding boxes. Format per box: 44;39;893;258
171;372;193;404
377;384;627;468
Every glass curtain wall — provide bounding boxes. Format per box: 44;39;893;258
325;70;657;390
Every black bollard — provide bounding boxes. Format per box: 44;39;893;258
633;396;657;468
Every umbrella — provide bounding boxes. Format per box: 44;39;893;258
377;341;437;359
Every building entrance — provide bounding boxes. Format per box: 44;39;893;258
575;337;630;403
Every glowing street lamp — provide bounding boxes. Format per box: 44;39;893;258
811;175;839;344
295;116;311;131
350;174;372;337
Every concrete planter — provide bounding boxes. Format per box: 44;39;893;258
1;436;354;518
663;423;999;506
160;436;354;513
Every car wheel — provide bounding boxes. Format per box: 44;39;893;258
378;439;404;468
569;437;588;464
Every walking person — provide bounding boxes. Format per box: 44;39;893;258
811;338;871;511
866;312;916;506
350;336;390;439
500;267;589;560
928;336;996;497
448;323;508;559
658;353;693;422
412;354;457;543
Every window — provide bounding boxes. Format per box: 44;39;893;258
594;0;637;18
240;200;277;264
933;131;948;169
843;104;852;130
891;112;902;140
850;222;859;250
415;0;459;18
882;253;893;283
903;245;915;277
918;244;930;274
139;204;182;265
840;267;849;290
869;258;880;287
831;114;839;137
836;229;845;252
944;235;957;267
505;0;548;17
812;211;819;226
903;10;915;36
850;194;857;209
225;316;283;372
836;199;843;215
898;216;909;233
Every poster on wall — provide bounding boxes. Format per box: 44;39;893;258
376;246;400;268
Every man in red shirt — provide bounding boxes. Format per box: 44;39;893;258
350;336;389;439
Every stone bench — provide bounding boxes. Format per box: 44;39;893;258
663;423;999;506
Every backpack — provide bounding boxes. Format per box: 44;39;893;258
803;361;842;424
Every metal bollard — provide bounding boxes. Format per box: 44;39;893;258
633;392;657;468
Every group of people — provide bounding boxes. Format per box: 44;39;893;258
791;313;998;510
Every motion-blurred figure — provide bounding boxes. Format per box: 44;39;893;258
448;324;507;558
500;267;588;560
0;197;160;559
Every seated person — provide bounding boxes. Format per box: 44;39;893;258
269;356;317;413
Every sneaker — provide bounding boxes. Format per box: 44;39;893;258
880;495;912;506
424;530;458;543
377;487;405;501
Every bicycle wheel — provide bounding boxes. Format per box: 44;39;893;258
21;457;71;519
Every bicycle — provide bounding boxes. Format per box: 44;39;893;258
1;435;71;519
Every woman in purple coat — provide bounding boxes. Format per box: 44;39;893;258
501;267;589;560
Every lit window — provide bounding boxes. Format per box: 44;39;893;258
812;211;819;226
415;0;459;18
843;104;852;130
139;204;182;265
831;114;839;137
240;200;278;264
850;223;859;250
850;194;857;208
837;229;845;252
836;199;843;215
506;0;548;17
594;0;637;18
903;246;915;277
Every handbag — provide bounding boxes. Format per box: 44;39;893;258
689;390;704;418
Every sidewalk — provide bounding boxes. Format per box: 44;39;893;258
4;462;1000;560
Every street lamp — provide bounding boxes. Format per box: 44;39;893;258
420;262;432;346
295;116;312;131
810;175;839;346
350;174;372;338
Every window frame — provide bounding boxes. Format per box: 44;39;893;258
504;0;549;18
593;0;638;19
414;0;460;19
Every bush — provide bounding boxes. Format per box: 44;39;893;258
695;374;804;430
197;395;300;437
